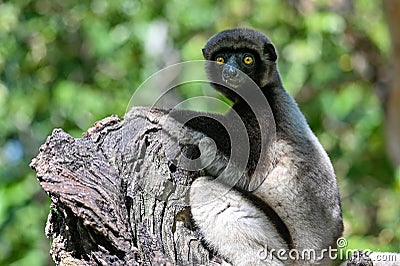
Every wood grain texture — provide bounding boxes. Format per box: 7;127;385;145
30;107;218;265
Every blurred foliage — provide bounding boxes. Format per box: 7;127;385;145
0;0;399;265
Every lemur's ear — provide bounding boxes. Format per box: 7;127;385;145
264;43;277;62
202;48;206;58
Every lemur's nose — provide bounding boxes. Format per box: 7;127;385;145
222;65;239;80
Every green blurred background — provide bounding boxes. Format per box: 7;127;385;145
0;0;399;265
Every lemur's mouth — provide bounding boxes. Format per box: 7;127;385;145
222;76;241;89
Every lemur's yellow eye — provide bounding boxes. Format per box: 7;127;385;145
216;57;225;64
243;55;253;65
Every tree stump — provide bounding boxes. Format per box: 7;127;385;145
30;107;220;265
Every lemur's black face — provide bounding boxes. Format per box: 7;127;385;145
205;50;263;102
212;50;259;89
202;28;278;102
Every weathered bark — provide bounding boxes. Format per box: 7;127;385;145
30;107;221;266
